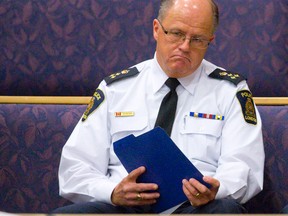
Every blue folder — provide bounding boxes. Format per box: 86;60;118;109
113;127;211;213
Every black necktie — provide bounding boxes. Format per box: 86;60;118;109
154;78;180;136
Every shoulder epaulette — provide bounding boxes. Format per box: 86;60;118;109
209;68;246;86
104;67;139;85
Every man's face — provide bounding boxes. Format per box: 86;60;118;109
153;0;215;78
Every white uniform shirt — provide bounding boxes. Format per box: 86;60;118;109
59;56;264;205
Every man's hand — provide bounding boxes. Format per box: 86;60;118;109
182;176;220;207
111;166;160;206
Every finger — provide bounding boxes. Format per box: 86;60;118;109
182;179;199;196
136;192;143;201
137;192;160;201
126;191;160;201
126;198;158;206
126;167;158;192
182;184;200;207
203;176;220;188
134;182;159;192
126;166;146;182
188;178;209;194
183;179;209;201
124;192;159;206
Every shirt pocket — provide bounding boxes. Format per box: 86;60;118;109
182;117;223;137
110;115;148;140
180;117;223;163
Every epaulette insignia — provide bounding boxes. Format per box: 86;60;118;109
236;90;257;125
104;67;139;85
209;68;246;86
82;88;105;122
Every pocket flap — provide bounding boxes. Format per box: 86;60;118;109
181;117;223;137
111;115;147;135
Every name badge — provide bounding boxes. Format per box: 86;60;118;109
114;111;135;117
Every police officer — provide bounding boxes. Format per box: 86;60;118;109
53;0;264;213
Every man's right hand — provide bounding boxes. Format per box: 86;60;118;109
111;166;160;206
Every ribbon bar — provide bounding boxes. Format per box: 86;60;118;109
189;112;224;121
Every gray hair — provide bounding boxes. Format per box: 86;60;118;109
157;0;219;33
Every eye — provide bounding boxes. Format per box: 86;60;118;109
170;31;185;38
191;37;204;43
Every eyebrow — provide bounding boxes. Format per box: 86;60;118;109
170;28;209;39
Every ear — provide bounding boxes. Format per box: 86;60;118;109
209;35;215;42
153;19;160;41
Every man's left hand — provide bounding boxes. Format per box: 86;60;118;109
182;176;220;207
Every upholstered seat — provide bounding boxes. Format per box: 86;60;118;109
0;104;287;213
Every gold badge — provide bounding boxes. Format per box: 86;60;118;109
236;90;257;125
82;89;105;122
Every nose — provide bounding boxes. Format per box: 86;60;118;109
178;38;191;51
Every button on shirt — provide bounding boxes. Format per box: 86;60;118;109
59;55;264;205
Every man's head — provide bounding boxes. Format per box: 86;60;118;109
158;0;219;34
153;0;219;78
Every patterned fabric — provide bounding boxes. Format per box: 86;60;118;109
0;104;86;213
0;104;287;213
244;106;288;213
0;0;287;96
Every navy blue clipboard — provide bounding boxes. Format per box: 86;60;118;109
113;127;211;213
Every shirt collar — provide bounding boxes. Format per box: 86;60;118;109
178;64;202;95
151;53;203;95
151;54;169;94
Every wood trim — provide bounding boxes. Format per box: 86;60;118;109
254;97;288;105
0;96;91;105
0;96;287;105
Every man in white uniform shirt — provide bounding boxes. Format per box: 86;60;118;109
53;0;264;213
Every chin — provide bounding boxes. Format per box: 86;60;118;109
168;64;189;75
167;70;190;78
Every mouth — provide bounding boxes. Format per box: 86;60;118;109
170;55;191;63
